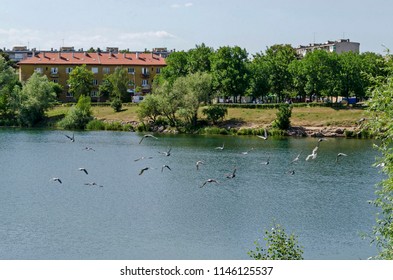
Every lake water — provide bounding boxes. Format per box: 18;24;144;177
0;129;383;260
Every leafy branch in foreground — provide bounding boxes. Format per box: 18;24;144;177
248;222;303;260
366;61;393;259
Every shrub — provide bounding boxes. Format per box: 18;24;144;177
202;105;228;125
248;222;303;260
86;119;106;130
58;95;93;129
110;98;122;112
272;104;292;130
104;121;123;131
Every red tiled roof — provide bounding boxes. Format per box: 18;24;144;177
18;52;166;66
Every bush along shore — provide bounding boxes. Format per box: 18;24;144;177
79;117;372;139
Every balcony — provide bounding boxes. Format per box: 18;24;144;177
140;73;150;78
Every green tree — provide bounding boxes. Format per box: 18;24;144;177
301;50;340;102
139;72;213;128
272;103;292;130
137;93;161;122
160;51;189;85
67;65;94;100
366;59;393;259
248;222;303;260
0;57;20;120
187;43;214;74
102;67;131;112
202;105;228;125
210;46;250;102
338;51;365;100
360;52;387;96
58;95;93;129
248;52;270;102
288;58;308;101
176;72;214;127
98;77;113;100
17;72;57;126
264;44;297;102
108;67;130;103
153;81;181;126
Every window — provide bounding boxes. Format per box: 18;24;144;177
91;67;98;74
93;79;99;86
156;67;161;74
66;67;73;74
141;67;149;75
34;67;43;74
128;67;135;74
142;80;149;86
91;91;99;97
66;92;73;97
51;67;58;74
103;67;110;74
52;79;58;83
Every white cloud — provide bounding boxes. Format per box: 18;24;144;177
119;31;176;41
0;28;177;51
171;2;193;8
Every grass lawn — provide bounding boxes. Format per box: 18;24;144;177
47;104;366;128
224;106;365;128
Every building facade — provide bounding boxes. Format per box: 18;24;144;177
18;51;166;102
3;46;35;62
295;39;360;57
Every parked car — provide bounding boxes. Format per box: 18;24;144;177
132;96;144;103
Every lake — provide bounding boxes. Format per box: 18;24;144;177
0;129;383;259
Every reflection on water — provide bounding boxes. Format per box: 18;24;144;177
0;129;382;259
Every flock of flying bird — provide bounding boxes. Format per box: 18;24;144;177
50;133;103;187
132;129;349;188
50;129;349;188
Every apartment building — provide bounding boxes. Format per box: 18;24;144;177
18;50;166;102
295;39;360;57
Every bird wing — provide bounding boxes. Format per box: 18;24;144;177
306;154;313;161
139;168;148;175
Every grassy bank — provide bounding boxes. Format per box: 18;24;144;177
46;104;366;129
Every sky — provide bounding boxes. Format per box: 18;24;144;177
1;0;392;55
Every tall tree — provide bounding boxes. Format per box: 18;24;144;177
160;51;189;85
67;65;94;100
248;52;270;102
264;44;297;102
0;57;20;119
338;51;365;99
288;58;307;101
301;50;340;101
366;57;393;259
187;43;214;74
210;46;249;102
360;52;387;96
177;72;213;126
17;72;57;126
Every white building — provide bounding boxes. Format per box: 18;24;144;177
295;39;360;57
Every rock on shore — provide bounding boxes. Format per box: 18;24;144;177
287;126;351;137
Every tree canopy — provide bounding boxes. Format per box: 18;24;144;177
67;65;94;100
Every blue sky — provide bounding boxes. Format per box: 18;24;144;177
1;0;392;54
